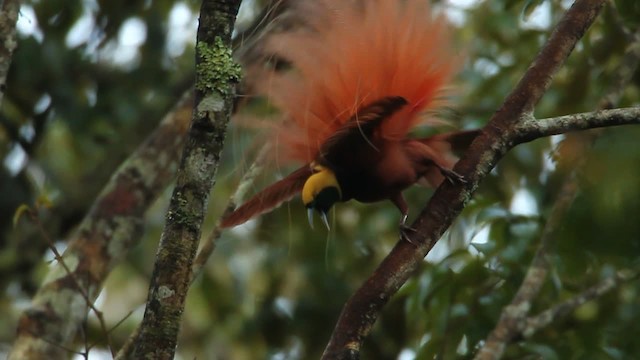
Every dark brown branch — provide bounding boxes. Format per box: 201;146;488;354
9;93;193;360
491;0;606;118
322;1;607;358
126;0;242;359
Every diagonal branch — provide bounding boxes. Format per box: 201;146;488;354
474;172;581;360
322;1;608;358
522;268;640;337
9;93;193;360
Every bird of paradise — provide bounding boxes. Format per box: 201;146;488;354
222;0;478;234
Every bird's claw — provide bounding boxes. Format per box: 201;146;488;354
399;223;418;245
441;168;466;184
399;214;418;245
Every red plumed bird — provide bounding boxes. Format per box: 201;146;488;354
221;0;478;231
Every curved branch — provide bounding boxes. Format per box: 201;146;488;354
322;1;607;358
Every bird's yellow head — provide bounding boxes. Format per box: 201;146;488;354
302;164;342;230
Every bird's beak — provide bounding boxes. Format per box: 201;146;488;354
319;211;330;230
307;208;331;231
307;208;315;230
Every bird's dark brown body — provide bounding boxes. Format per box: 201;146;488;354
310;97;474;219
329;140;437;203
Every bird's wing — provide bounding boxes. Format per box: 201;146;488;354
409;129;481;187
318;96;408;166
220;165;313;228
416;129;481;155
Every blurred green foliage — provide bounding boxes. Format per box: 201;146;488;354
2;0;639;359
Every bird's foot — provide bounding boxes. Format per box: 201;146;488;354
399;214;418;245
440;168;466;185
399;223;418;245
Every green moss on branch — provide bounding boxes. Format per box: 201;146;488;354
196;37;241;95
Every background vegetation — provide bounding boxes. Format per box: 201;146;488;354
1;0;639;358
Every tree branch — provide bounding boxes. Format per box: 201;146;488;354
9;93;193;360
190;144;270;281
474;172;580;360
515;108;640;144
126;0;242;358
322;1;608;358
0;0;18;105
523;268;640;337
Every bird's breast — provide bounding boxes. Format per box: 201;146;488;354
334;142;418;203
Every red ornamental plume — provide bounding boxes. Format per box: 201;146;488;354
222;0;477;229
263;0;459;163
